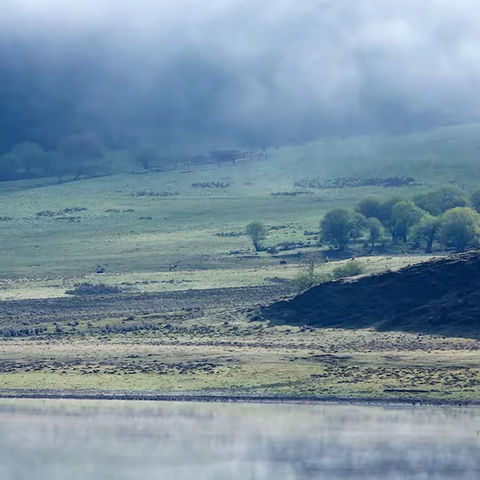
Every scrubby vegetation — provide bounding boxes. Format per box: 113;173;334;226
294;176;417;189
331;260;366;280
293;258;329;291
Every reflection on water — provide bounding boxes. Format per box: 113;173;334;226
0;400;479;479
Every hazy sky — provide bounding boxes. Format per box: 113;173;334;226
1;0;480;146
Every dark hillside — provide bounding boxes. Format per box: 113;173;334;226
261;252;480;339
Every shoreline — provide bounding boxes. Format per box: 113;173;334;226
0;390;479;407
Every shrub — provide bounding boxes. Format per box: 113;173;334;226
293;260;330;291
332;260;366;280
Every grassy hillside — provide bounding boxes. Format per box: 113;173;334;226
1;122;480;280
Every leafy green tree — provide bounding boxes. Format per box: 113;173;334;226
411;214;441;253
377;196;404;240
414;185;469;216
440;207;479;252
351;213;367;240
391;201;424;243
356;195;384;219
470;189;480;213
366;217;384;248
320;208;359;250
246;221;267;251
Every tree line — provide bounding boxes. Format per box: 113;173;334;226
245;185;480;255
321;185;480;253
0;133;105;182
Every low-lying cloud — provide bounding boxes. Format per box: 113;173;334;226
1;0;480;150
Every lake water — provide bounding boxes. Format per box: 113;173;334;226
0;399;478;479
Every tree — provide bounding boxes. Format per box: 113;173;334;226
351;213;367;240
377;196;404;240
58;132;104;180
12;142;49;175
0;152;21;180
356;195;384;219
366;217;384;249
391;201;424;243
136;146;157;170
320;208;358;250
414;185;469;216
470;189;480;213
411;214;441;253
246;221;267;251
440;207;479;252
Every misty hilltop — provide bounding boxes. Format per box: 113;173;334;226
2;0;480;155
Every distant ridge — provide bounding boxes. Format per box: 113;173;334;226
261;251;480;339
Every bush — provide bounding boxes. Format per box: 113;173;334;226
293;260;330;291
440;207;480;252
332;260;366;280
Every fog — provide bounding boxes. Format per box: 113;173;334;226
1;0;480;150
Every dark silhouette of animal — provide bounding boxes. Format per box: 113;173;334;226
96;265;105;274
279;260;288;265
169;264;179;272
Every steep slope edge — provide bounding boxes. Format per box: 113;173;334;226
260;252;480;338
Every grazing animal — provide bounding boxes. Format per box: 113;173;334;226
96;265;105;274
279;260;288;265
169;264;179;272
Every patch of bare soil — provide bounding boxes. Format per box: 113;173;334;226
261;251;480;339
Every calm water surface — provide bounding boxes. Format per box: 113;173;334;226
0;399;479;479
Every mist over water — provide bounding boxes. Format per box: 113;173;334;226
0;400;479;480
1;0;480;151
